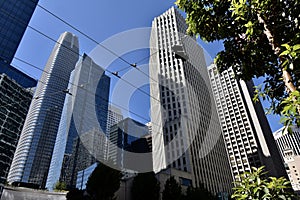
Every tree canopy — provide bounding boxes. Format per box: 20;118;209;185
176;0;300;129
85;163;121;200
232;166;294;200
131;172;160;200
184;184;217;200
53;181;67;191
162;176;183;200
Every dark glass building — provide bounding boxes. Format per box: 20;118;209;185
0;0;39;65
0;74;35;190
108;118;151;170
0;0;39;195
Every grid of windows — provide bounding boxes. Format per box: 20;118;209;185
209;64;287;181
150;7;233;195
208;65;260;179
0;74;34;187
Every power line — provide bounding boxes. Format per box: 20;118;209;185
32;1;179;86
8;61;190;139
1;7;164;104
36;4;133;66
0;5;193;135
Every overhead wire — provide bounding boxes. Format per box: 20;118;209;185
2;58;178;137
1;7;164;104
0;3;193;136
10;58;191;141
33;1;176;86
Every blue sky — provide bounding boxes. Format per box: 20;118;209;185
12;0;282;132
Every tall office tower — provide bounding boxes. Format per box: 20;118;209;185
0;74;36;190
46;54;110;190
274;126;300;192
106;105;123;162
107;105;124;134
208;64;287;180
149;7;233;194
0;0;38;197
7;32;79;188
274;126;300;156
0;0;38;67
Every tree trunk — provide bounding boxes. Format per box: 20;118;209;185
257;13;297;93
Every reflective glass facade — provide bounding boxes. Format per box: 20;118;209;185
46;54;110;190
7;32;79;188
0;74;34;188
0;0;38;195
0;0;38;64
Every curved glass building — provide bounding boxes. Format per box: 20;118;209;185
7;32;79;188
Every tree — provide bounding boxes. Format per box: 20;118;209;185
131;172;160;200
53;181;67;191
183;184;216;200
162;176;183;200
66;188;85;200
176;0;300;129
85;163;121;200
232;166;294;199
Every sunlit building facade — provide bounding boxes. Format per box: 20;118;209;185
8;32;79;188
149;7;233;194
46;54;110;189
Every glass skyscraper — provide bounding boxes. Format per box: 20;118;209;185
46;54;110;190
0;74;35;191
149;7;233;195
0;0;39;65
0;0;39;195
7;32;79;188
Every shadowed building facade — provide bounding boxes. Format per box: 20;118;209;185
208;64;287;181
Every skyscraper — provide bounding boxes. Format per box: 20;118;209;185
149;7;233;194
0;1;39;194
45;53;110;190
208;64;287;180
0;0;39;66
106;105;124;136
0;74;35;191
274;126;300;192
274;126;300;156
7;32;79;188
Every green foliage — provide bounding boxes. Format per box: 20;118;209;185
176;0;300;127
86;163;121;200
280;91;300;132
232;166;294;200
53;181;67;191
162;176;183;200
183;184;216;200
66;188;85;200
131;172;160;200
